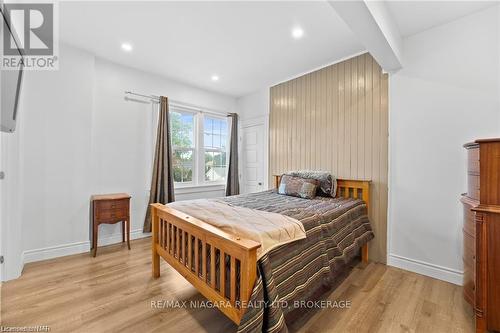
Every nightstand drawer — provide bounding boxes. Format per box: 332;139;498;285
97;208;128;221
97;199;129;211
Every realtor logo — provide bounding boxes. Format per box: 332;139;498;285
1;2;58;70
3;3;53;55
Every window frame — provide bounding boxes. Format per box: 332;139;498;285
170;105;229;189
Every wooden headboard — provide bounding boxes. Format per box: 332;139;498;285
273;175;371;210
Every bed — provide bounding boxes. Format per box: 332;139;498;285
150;176;374;332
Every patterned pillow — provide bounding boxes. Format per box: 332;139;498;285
278;175;319;199
284;170;337;197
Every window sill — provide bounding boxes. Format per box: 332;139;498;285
174;183;226;195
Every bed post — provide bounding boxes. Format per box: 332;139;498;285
273;175;281;189
361;244;369;263
240;248;258;308
152;205;160;278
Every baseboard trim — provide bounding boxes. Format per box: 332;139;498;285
23;229;150;264
388;253;463;286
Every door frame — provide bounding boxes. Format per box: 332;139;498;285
239;115;269;191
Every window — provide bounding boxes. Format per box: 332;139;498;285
204;116;227;182
170;106;228;187
171;110;195;183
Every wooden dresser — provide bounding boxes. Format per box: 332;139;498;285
461;139;500;333
91;193;131;257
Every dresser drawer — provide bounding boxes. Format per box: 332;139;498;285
467;174;480;200
463;203;476;236
467;147;480;174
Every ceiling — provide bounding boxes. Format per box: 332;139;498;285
59;1;364;98
59;1;497;98
386;1;496;37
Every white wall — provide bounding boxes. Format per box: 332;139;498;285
236;88;269;121
388;5;500;285
20;45;95;257
3;43;235;278
498;4;500;121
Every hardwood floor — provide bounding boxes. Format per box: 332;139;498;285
1;238;474;333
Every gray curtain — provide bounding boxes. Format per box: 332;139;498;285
143;96;175;232
226;113;240;196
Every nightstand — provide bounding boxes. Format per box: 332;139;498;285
91;193;131;257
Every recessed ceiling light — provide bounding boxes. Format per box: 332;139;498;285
121;43;133;52
291;26;304;39
211;75;219;82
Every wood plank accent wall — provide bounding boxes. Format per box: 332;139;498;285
269;53;388;263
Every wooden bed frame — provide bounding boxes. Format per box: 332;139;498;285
151;176;371;324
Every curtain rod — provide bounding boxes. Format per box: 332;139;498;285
124;91;232;117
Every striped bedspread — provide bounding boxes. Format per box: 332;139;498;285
221;190;374;333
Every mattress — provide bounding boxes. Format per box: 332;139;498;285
221;190;374;333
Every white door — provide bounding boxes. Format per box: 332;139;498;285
241;123;265;194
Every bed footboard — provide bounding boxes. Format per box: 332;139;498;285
151;203;261;324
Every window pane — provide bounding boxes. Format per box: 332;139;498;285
221;151;227;165
204;132;213;149
213;134;221;149
213;119;221;134
206;117;213;132
170;111;194;148
205;151;227;182
173;150;193;182
204;116;227;149
221;135;227;150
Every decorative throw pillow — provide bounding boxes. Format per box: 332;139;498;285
278;175;318;199
285;170;337;197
